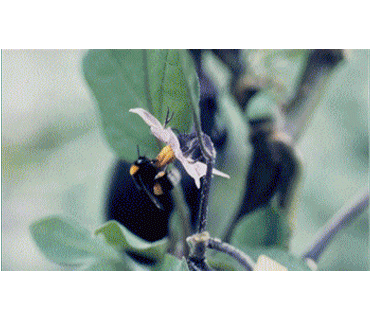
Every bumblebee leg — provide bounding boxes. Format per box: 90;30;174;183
138;174;164;210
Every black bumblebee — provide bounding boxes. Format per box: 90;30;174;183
105;144;179;242
129;145;177;210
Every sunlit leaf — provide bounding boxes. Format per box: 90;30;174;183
29;216;126;269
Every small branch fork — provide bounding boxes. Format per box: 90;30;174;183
186;232;213;271
186;232;255;271
302;189;369;265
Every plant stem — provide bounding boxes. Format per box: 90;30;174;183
191;108;213;160
187;258;213;271
187;259;202;271
198;160;213;233
302;189;369;263
191;106;215;234
207;238;255;271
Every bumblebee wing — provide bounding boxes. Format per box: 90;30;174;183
137;174;164;211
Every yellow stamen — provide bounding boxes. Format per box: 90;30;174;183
156;145;176;168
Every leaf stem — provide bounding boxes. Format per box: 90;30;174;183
301;189;369;263
207;238;255;271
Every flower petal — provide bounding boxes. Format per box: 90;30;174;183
189;162;230;188
129;108;163;130
212;168;231;179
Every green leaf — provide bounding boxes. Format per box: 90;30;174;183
30;215;96;266
178;49;200;115
206;251;243;271
80;256;145;271
83;49;157;161
147;50;196;131
246;49;309;105
29;215;127;269
83;49;198;162
95;220;168;268
238;246;311;271
230;205;292;250
159;254;189;271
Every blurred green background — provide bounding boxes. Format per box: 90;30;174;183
2;49;368;270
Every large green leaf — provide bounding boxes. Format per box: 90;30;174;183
95;220;168;269
29;215;129;269
147;50;197;131
83;49;198;162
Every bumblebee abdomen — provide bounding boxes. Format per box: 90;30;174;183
106;159;174;242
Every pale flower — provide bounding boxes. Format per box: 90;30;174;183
129;108;230;188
